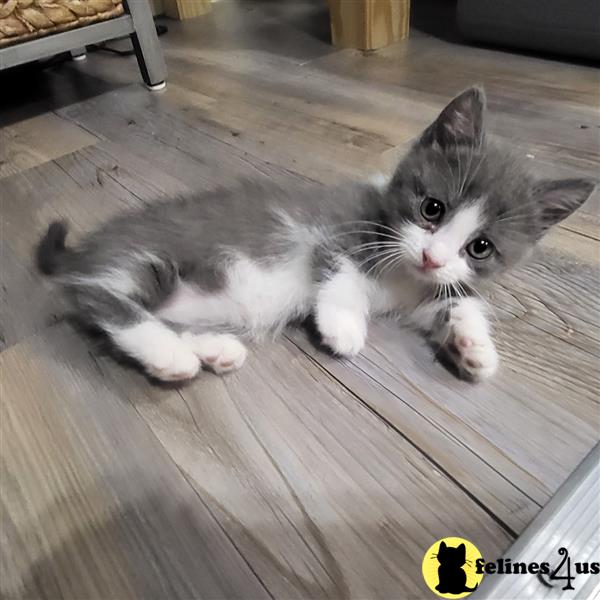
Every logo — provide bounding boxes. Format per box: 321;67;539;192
423;539;600;597
422;537;484;598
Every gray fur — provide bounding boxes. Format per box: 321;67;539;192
37;86;595;366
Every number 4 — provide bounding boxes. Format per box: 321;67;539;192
550;547;576;591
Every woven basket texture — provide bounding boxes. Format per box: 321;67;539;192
0;0;124;47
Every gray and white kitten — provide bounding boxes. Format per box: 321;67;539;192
37;87;595;383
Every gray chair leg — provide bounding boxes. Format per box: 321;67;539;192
124;0;167;90
70;47;87;61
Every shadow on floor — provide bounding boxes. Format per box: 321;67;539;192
0;53;126;128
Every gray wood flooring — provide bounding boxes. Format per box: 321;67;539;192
1;1;599;597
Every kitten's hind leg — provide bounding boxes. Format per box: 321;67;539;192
182;332;247;374
66;259;201;382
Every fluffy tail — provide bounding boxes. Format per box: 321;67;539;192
36;221;70;275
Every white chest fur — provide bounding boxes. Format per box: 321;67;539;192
367;272;427;317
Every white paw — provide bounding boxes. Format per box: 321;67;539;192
450;317;498;380
317;308;367;357
182;333;247;374
145;341;201;382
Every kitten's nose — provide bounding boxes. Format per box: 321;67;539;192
422;250;444;270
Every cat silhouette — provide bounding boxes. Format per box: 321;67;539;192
435;541;478;594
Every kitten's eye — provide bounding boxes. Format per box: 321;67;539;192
467;237;494;260
420;197;445;222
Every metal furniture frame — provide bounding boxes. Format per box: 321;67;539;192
0;0;166;90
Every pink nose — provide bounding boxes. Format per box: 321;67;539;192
422;250;444;270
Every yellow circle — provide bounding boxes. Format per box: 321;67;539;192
422;537;484;598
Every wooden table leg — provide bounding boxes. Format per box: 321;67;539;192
163;0;212;20
328;0;410;50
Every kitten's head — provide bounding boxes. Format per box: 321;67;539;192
437;541;466;567
382;86;595;287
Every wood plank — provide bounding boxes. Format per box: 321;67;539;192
162;27;599;158
100;335;514;598
312;28;600;110
0;113;98;179
0;324;269;599
53;69;397;189
56;84;325;187
287;327;543;532
64;140;195;202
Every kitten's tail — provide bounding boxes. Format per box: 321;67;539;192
36;220;71;276
464;583;479;592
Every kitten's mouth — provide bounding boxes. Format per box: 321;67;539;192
412;263;437;278
411;262;455;286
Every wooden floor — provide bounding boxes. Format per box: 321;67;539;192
1;1;599;597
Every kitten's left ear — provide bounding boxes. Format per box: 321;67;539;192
419;86;486;149
534;178;596;236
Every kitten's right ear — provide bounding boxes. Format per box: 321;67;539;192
439;541;447;551
533;178;596;236
419;86;486;149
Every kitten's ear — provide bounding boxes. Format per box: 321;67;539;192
419;86;486;149
440;541;447;551
534;178;596;236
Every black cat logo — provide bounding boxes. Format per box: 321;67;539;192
435;541;478;594
422;537;483;598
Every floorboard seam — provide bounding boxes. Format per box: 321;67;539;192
285;333;522;540
113;379;276;599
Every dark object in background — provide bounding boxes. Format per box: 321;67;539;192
457;0;600;61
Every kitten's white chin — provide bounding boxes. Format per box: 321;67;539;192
409;263;462;287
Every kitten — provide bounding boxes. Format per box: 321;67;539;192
37;87;595;383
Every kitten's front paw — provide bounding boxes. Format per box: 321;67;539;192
317;308;367;357
447;318;498;381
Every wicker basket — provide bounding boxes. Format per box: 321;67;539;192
0;0;124;47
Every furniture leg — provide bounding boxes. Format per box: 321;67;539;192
70;47;87;61
163;0;211;20
328;0;410;51
124;0;167;90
